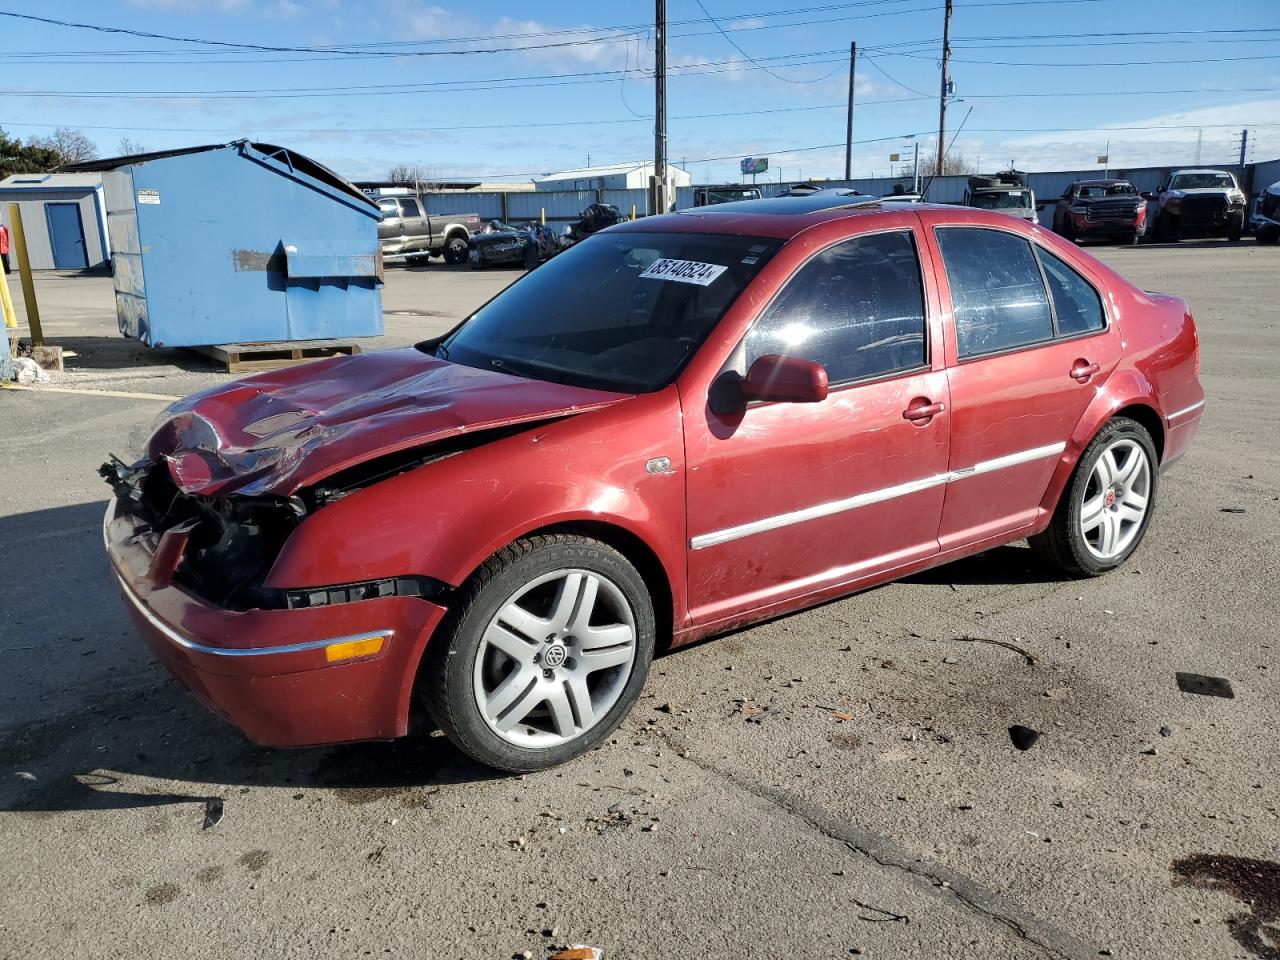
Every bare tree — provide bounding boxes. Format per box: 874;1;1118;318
117;136;147;156
388;163;427;184
919;141;977;176
28;127;99;165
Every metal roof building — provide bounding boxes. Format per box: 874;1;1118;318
0;172;109;270
533;161;691;192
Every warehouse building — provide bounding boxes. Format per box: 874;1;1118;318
533;161;691;192
0;172;109;270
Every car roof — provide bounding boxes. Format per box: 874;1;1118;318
1073;178;1132;186
1171;168;1233;176
609;197;1041;241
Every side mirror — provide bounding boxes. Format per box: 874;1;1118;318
740;354;829;405
1139;192;1155;201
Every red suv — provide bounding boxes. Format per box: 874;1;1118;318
103;197;1204;771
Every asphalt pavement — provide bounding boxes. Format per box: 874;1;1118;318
1;243;1277;960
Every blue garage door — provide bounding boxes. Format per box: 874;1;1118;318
46;202;88;269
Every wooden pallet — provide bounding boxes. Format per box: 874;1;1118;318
192;339;362;373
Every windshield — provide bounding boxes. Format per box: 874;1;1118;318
1170;173;1235;190
970;190;1032;210
430;231;781;393
1077;183;1135;198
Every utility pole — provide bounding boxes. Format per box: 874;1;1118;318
1239;129;1249;168
653;0;668;214
936;0;953;177
912;140;920;193
844;41;857;181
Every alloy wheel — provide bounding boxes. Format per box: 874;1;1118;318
473;569;637;748
1080;438;1151;560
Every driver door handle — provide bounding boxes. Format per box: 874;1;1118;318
903;401;945;422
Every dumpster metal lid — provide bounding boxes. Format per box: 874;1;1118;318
63;140;374;209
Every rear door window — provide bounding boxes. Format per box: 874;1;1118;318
744;230;927;385
935;227;1053;358
1035;247;1105;336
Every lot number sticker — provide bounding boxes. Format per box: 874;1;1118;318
136;189;161;205
639;258;727;286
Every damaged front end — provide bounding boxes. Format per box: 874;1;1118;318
102;454;307;611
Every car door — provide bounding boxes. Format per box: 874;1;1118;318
683;227;951;626
376;198;399;246
926;224;1120;549
396;198;428;253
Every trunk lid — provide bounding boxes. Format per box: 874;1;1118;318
147;348;630;497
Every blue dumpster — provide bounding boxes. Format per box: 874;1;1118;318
69;141;382;348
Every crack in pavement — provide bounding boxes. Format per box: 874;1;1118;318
660;737;1098;960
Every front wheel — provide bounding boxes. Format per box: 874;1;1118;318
422;535;655;772
1030;417;1159;577
443;235;470;264
1226;212;1244;242
1257;225;1280;245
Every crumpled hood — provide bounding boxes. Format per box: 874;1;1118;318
147;348;631;497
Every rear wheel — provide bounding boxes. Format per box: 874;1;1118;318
422;535;655;772
1030;417;1158;577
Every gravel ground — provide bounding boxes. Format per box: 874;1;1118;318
1;241;1277;960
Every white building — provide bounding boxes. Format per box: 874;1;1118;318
533;161;691;192
0;172;109;270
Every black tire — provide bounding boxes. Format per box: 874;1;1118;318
1157;212;1179;243
1128;232;1141;245
1257;226;1280;245
443;234;469;265
522;243;539;270
1226;212;1244;242
1030;417;1159;578
421;534;656;772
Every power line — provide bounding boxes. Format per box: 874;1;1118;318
0;0;1110;61
894;51;1280;66
691;0;843;84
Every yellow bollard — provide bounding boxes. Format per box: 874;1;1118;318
631;204;636;220
540;207;546;226
0;259;16;329
6;204;43;345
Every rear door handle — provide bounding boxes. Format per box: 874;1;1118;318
903;400;945;422
1071;360;1101;382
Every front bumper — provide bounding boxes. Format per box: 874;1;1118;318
104;497;448;747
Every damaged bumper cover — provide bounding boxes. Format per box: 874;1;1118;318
103;494;448;747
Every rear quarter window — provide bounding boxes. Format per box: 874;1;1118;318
1035;247;1105;336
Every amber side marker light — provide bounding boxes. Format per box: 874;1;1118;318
325;635;386;663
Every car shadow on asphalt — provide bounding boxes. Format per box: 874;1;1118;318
902;544;1064;587
0;500;501;817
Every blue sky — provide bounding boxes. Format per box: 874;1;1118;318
2;0;1277;184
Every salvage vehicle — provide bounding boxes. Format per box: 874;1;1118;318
376;196;481;264
1051;179;1147;245
1149;169;1246;242
964;172;1037;223
693;185;763;206
469;221;557;270
1249;179;1280;244
558;202;626;250
103;195;1204;772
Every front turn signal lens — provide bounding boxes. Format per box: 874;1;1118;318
324;634;386;663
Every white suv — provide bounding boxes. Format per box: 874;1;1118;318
1150;169;1247;242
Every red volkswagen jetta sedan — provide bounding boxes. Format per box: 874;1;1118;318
103;196;1204;771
